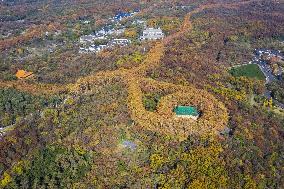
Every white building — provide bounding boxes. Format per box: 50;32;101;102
96;45;107;51
96;29;106;36
105;28;125;36
140;28;165;40
79;35;95;44
111;38;131;46
132;20;146;26
79;47;89;54
80;34;106;44
82;20;91;24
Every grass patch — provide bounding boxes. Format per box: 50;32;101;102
229;64;265;80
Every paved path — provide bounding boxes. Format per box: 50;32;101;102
254;60;276;83
231;49;284;109
253;52;284;109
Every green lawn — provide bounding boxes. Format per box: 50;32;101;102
229;64;266;80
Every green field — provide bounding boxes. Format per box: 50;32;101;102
229;64;266;80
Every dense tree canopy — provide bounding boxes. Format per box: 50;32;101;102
0;0;283;188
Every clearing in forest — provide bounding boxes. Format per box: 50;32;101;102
230;64;265;80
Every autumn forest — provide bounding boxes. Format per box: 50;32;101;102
0;0;284;188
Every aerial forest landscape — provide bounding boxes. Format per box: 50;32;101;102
0;0;284;188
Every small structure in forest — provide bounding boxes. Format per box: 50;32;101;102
121;140;137;150
174;106;200;120
16;70;33;79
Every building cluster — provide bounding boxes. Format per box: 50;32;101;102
111;10;139;22
79;28;126;44
79;9;165;54
79;10;137;54
254;49;284;76
255;49;283;60
79;26;131;53
79;38;131;54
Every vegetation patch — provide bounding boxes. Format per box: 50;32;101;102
0;88;62;127
267;80;284;104
10;145;92;188
142;93;161;112
229;64;265;80
116;51;145;69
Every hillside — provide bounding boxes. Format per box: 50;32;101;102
0;0;284;188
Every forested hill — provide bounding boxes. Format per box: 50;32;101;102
0;0;284;188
